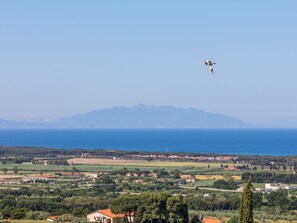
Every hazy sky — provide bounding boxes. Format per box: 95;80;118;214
0;1;296;127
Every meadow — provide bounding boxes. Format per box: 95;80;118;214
68;158;225;167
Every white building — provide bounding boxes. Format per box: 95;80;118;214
186;176;196;183
87;209;134;223
264;183;297;191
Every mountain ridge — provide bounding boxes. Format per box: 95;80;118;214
0;105;253;128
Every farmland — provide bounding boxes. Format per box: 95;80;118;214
1;147;297;222
68;157;226;167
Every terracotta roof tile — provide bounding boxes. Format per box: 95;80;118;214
202;217;222;223
98;209;126;218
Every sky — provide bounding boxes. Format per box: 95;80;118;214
0;1;296;127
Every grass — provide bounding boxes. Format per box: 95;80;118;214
0;159;232;175
68;158;226;167
181;174;241;180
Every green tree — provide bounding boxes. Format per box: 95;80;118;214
72;166;79;172
171;169;181;179
282;163;287;171
228;216;238;223
13;166;19;174
239;177;253;223
25;211;50;220
266;189;289;211
189;214;202;223
11;208;29;219
145;157;153;162
99;174;114;184
138;192;171;223
110;195;140;222
213;179;237;190
166;195;188;223
2;167;8;175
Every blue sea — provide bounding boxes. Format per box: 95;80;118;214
0;129;297;156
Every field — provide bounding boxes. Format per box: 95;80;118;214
181;174;241;180
68;158;225;167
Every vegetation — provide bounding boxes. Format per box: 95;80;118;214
0;147;297;222
242;172;297;183
239;178;253;223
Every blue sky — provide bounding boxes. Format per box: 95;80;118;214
0;1;296;127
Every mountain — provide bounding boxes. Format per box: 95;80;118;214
0;105;252;128
0;119;40;128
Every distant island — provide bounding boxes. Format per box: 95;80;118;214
0;105;252;128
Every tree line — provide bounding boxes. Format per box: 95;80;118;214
110;192;189;223
242;172;297;183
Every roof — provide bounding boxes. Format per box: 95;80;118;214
47;216;59;220
202;217;222;223
98;209;126;218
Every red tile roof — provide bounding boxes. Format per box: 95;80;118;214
98;209;126;218
47;216;59;220
203;217;222;223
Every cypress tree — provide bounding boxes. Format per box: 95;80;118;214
239;177;253;223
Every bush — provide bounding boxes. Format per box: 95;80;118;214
25;211;49;220
227;216;238;223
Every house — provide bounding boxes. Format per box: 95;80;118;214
265;183;297;191
203;193;210;198
202;217;222;223
148;173;158;178
82;153;92;157
22;175;56;184
47;216;59;222
87;209;134;223
63;172;84;177
224;165;240;171
135;179;144;184
186;176;196;183
86;173;98;179
125;172;139;177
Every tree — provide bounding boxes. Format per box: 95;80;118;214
228;216;238;223
110;195;140;222
282;163;287;171
171;169;181;179
2;167;8;175
166;195;188;223
99;175;114;184
138;192;171;223
239;177;253;223
13;166;19;174
189;214;202;223
145;157;153;162
252;192;263;208
213;179;238;190
266;189;289;211
11;208;29;219
71;166;79;172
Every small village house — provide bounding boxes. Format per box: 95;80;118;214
87;208;134;223
46;216;59;222
186;176;196;183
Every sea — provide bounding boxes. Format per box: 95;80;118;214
0;129;297;156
